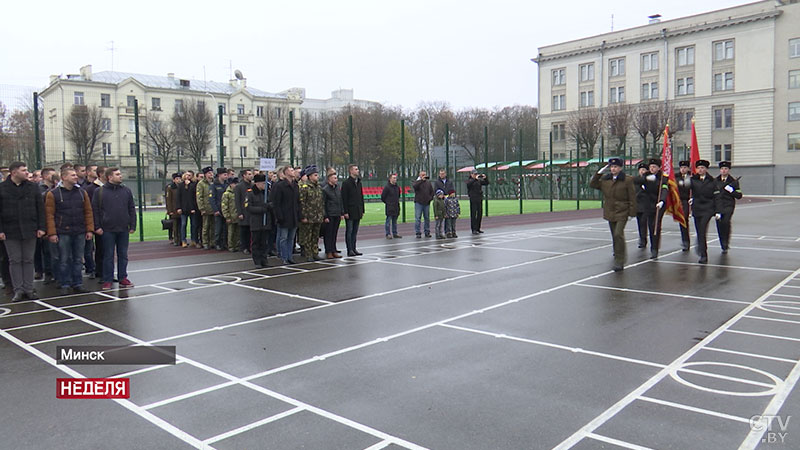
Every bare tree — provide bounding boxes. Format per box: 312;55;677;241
452;108;490;164
647;100;675;150
605;102;633;153
0;102;10;165
145;111;177;180
255;104;289;161
172;99;215;171
567;107;603;159
64;105;108;166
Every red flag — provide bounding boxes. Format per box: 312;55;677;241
661;124;687;228
689;118;700;175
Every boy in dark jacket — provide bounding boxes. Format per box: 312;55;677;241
433;189;446;239
92;168;136;289
245;174;271;268
444;190;460;238
322;170;344;258
381;173;402;239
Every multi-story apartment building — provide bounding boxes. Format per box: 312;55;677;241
39;65;304;176
301;88;380;116
535;0;800;194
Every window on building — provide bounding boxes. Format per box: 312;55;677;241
218;103;226;114
713;107;733;129
239;146;247;158
197;100;206;109
676;77;694;96
641;52;658;72
552;68;566;86
102;143;112;156
152;98;161;111
579;90;594;107
791;70;800;89
100;93;111;108
677;46;695;66
790;102;800;121
791;38;800;58
675;110;694;131
789;133;800;152
275;107;282;119
609;58;625;77
174;99;183;113
256;106;264;117
552;123;566;141
101;118;111;132
714;144;732;162
714;72;734;91
239;125;247;136
128;119;135;133
257;126;264;137
609;86;625;103
237;104;245;115
714;40;734;61
129;143;137;156
641;82;658;100
552;94;566;111
127;95;136;108
275;127;284;138
579;63;595;82
222;124;227;136
74;92;84;105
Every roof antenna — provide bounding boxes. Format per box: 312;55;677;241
611;14;614;32
106;41;116;71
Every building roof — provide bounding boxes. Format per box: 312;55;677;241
77;71;288;99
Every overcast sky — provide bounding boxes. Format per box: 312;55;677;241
2;0;747;110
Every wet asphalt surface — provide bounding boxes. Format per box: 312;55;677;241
1;198;799;450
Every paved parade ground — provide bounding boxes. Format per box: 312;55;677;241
1;198;799;449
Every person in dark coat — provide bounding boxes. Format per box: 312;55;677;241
175;172;198;247
689;160;719;264
210;168;229;250
466;169;489;234
432;168;455;197
271;167;300;264
381;173;402;239
413;171;434;238
633;158;668;259
676;161;692;251
341;164;365;256
92;167;136;289
235;169;253;254
165;172;182;246
0;162;46;301
715;161;742;254
589;158;637;272
245;173;271;268
634;162;649;249
322;169;344;258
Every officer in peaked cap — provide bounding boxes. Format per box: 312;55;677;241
715;161;741;254
676;160;692;251
589;157;637;272
689;159;716;263
635;162;649;249
634;158;668;259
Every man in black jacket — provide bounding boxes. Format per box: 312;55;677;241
634;162;649;248
676;161;692;251
689;160;718;264
245;174;270;268
0;162;46;302
715;161;742;254
633;158;668;259
413;171;434;238
271;167;300;264
381;173;402;239
341;164;365;256
235;169;253;254
322;170;344;258
93;168;136;289
432;168;455;195
466;169;489;234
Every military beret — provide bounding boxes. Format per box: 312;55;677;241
678;161;689;167
695;160;710;168
648;158;662;167
253;174;267;182
202;166;213;174
718;161;731;168
607;157;623;167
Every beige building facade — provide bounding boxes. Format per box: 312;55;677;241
39;65;303;177
535;0;800;194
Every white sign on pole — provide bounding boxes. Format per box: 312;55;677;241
259;158;276;171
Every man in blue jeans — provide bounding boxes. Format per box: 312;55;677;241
92;168;136;290
44;167;94;295
271;167;300;264
341;164;365;256
412;170;434;238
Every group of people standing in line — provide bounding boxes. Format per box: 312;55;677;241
590;157;742;271
0;162;135;301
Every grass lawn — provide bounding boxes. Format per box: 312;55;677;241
137;199;601;241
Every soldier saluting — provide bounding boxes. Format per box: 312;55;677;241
589;157;637;272
689;160;716;264
715;161;742;254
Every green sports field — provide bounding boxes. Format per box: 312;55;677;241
137;200;601;241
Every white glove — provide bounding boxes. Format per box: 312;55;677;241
724;185;734;193
688;198;693;206
646;174;657;181
597;164;609;174
656;201;664;209
715;213;722;220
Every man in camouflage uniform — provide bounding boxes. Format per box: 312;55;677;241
221;177;239;252
210;168;229;250
195;167;215;249
298;165;324;262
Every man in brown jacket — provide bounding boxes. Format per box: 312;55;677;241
589;157;637;272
